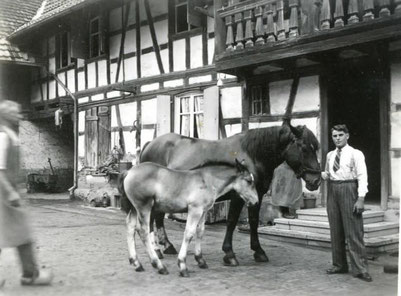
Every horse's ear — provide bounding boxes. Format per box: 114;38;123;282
289;124;303;139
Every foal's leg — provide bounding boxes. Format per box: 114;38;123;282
150;209;163;259
194;212;208;269
137;209;169;275
126;209;144;271
248;198;269;262
155;212;178;255
222;192;244;266
178;208;203;277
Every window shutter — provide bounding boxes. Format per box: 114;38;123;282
157;95;172;136
203;86;219;140
187;0;206;27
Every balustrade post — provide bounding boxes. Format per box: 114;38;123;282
378;0;391;17
333;0;344;27
265;3;276;43
277;0;286;40
254;6;265;45
396;0;401;14
244;9;254;48
225;15;235;51
348;0;360;24
362;0;374;21
235;12;245;50
314;0;322;32
320;0;331;30
289;0;299;38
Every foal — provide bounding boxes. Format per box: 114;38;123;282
119;159;258;277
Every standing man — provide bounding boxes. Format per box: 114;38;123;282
0;100;53;286
322;124;372;282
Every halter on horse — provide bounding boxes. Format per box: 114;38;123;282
119;160;258;277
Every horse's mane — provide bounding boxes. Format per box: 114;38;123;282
190;161;236;171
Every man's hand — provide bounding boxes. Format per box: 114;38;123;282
321;171;330;180
353;197;365;215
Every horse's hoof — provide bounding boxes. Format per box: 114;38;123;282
156;249;164;259
223;255;239;266
179;269;190;277
158;266;169;275
135;265;145;272
254;251;269;263
164;245;178;255
198;261;208;269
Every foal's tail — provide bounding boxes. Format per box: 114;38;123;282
118;170;134;214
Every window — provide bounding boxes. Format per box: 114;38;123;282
175;0;198;33
89;17;103;58
56;31;70;69
250;84;270;115
176;94;204;138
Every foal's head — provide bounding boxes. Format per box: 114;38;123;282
232;159;258;207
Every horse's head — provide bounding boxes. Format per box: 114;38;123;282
232;159;259;207
280;123;321;191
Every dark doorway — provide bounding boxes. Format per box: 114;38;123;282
327;60;381;204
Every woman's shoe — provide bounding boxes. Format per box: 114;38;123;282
21;268;53;286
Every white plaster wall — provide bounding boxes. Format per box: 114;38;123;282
141;128;155;148
110;63;123;83
141;25;153;49
109;34;120;59
141;52;159;77
91;94;103;101
160;49;169;73
189;75;211;84
48;36;55;55
31;84;41;103
292;76;320;112
87;62;96;88
109;7;122;32
270;79;292;115
111;102;137;128
67;69;75;92
141;83;159;92
124;57;137;80
41;83;47;101
78;111;85;133
57;73;66;96
190;35;203;69
208;38;215;65
141;98;157;124
249;121;281;129
49;57;56;74
77;71;86;91
225;123;242;137
155;20;168;45
391;63;401;104
221;86;242;118
127;3;136;26
49;80;56;100
173;39;186;71
98;60;108;87
149;0;167;17
125;30;136;53
78;135;85;158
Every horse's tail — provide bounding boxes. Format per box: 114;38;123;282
118;170;134;214
139;141;151;163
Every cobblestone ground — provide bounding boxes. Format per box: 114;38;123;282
0;194;398;296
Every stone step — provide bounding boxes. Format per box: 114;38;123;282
296;208;384;224
274;219;399;238
257;227;399;255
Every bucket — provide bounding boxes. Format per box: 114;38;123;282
303;197;316;209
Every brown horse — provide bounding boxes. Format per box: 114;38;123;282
139;122;321;266
119;160;258;276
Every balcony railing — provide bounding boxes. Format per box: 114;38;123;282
217;0;401;53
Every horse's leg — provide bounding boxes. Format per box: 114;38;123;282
155;212;178;255
178;208;202;277
248;193;269;262
137;209;169;275
150;209;163;259
222;192;244;266
194;212;208;269
126;209;144;271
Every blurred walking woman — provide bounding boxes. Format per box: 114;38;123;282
0;100;53;286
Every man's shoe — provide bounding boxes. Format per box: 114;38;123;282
354;272;373;282
326;267;348;274
21;269;53;286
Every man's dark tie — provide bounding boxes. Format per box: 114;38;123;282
333;148;341;172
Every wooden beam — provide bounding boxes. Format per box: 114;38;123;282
283;76;299;121
319;75;329;207
144;0;165;74
115;1;131;83
136;0;141;78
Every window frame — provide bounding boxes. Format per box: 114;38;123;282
249;83;270;116
89;16;102;58
56;31;71;69
175;92;204;138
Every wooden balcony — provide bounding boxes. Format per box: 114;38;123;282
215;0;401;75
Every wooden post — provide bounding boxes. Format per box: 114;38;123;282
235;12;244;50
215;0;227;55
362;0;375;21
289;0;299;38
225;15;235;51
333;0;344;27
276;0;286;41
319;75;329;207
320;0;331;30
244;9;254;48
254;5;265;46
347;0;360;24
378;0;391;17
265;3;276;43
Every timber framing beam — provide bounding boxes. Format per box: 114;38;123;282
216;17;401;75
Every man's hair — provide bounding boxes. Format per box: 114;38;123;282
331;124;349;134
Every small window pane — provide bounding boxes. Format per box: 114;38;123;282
91;19;99;34
176;4;188;33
